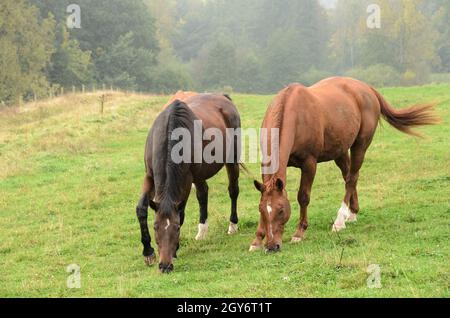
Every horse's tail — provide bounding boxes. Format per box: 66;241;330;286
371;87;440;137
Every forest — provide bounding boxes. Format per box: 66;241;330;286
1;0;449;105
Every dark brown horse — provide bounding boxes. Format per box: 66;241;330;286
136;93;241;273
252;77;439;252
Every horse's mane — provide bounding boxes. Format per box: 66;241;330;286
158;100;196;215
262;86;293;186
266;85;292;132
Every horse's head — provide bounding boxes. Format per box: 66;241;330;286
149;200;181;274
254;178;291;252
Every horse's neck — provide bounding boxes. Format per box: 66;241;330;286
262;126;293;186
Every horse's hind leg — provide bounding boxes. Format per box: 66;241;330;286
136;175;156;265
194;181;209;240
333;146;367;232
335;153;359;218
226;163;240;234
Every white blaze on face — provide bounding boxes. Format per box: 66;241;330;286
269;224;274;239
266;198;274;238
164;219;170;231
266;198;272;214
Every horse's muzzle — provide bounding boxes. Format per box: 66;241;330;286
266;243;281;253
159;263;174;274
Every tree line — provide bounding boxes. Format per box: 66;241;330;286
1;0;449;105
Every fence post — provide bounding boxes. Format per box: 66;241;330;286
61;87;64;96
100;94;105;115
82;85;85;94
72;86;75;94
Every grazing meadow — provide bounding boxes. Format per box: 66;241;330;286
0;85;449;297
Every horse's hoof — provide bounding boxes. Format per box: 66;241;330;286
291;236;303;244
228;223;238;235
249;244;262;252
144;254;156;266
332;222;346;232
195;222;208;241
347;213;358;223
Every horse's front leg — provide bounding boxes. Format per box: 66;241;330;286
136;175;156;265
249;215;266;251
174;200;187;259
194;181;209;240
292;158;317;243
226;164;240;234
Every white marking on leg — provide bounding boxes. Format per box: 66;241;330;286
195;222;208;240
228;222;238;234
333;202;351;232
291;236;303;243
249;244;262;252
347;212;358;223
164;219;170;231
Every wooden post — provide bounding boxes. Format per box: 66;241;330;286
92;84;96;92
33;93;37;102
100;94;105;115
82;85;85;94
61;87;64;96
102;84;106;91
72;86;76;94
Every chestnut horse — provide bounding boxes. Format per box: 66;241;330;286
136;93;241;273
252;77;438;252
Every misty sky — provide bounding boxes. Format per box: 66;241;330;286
319;0;338;9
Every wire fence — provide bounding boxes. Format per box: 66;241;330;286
14;84;153;108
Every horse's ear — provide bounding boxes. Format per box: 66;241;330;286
149;200;159;211
275;178;284;191
254;180;265;193
175;201;183;211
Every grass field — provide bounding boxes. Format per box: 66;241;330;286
0;85;449;297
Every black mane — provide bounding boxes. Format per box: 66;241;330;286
158;100;196;215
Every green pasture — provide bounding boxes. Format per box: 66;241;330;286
0;85;449;297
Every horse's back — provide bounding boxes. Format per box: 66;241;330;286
163;91;198;109
185;93;241;130
280;77;381;162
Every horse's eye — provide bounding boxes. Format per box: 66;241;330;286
176;225;181;233
153;224;158;231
